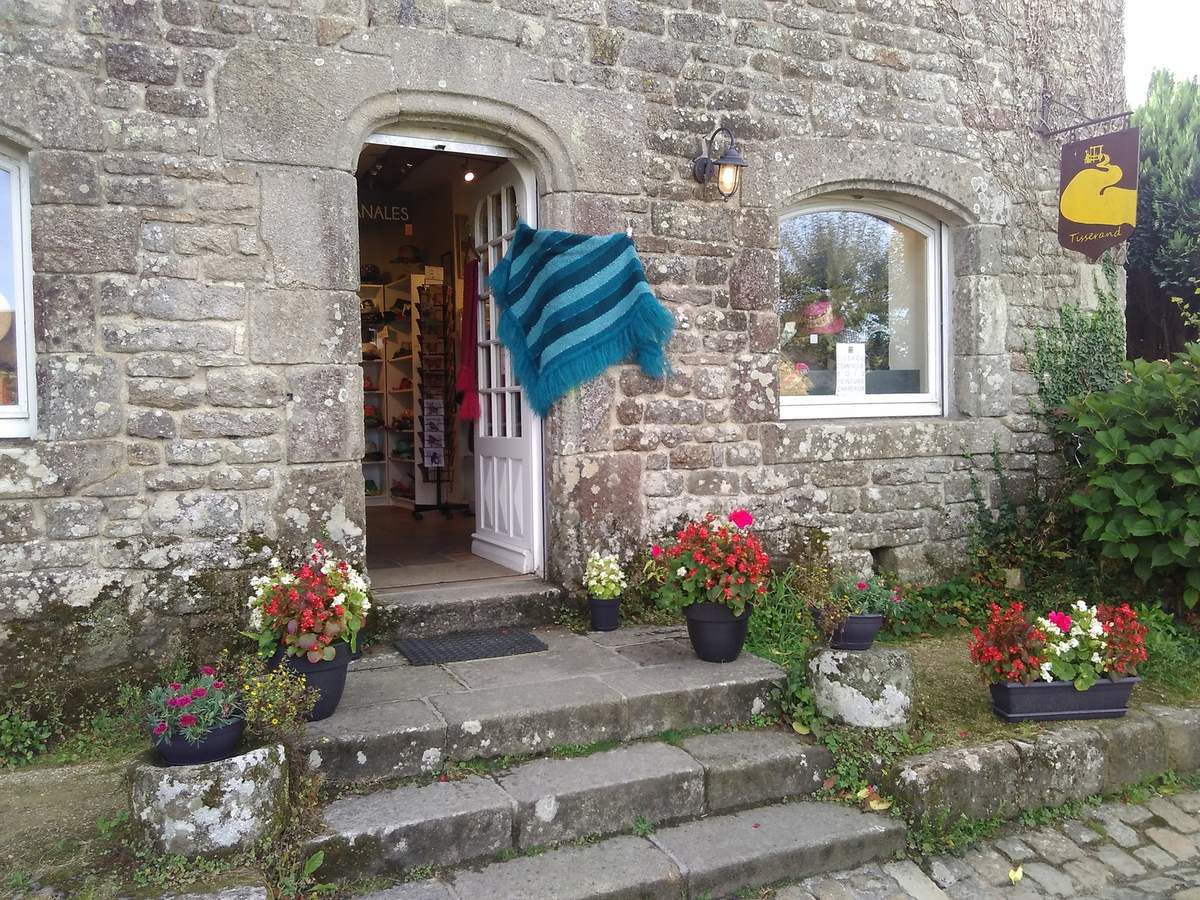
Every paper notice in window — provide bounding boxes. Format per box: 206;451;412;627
836;342;867;396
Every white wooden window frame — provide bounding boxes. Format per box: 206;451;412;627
778;198;949;421
0;145;34;439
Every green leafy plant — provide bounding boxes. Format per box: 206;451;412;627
773;665;826;738
273;849;335;899
632;815;655;837
1027;254;1126;415
1066;344;1200;606
0;701;52;767
745;568;821;671
809;572;899;641
1134;603;1200;698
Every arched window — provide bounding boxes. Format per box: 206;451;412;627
777;197;948;419
0;143;34;438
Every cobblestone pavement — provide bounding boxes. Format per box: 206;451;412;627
778;791;1200;899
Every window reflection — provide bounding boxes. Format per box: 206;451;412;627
778;209;928;398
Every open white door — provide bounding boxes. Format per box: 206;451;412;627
465;161;543;575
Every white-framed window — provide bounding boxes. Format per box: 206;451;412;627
777;197;949;420
0;144;34;439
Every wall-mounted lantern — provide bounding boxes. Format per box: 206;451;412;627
692;126;747;201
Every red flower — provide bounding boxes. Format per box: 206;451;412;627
168;682;182;692
212;680;225;689
856;581;868;591
178;713;197;728
1047;611;1073;633
728;508;754;529
200;665;216;677
152;721;168;735
968;603;1046;685
191;687;208;699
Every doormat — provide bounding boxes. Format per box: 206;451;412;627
394;628;548;666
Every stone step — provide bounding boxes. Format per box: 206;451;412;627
310;731;832;876
362;800;904;899
373;575;568;638
302;626;785;784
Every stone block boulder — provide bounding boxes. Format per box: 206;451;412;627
808;647;915;729
129;744;288;858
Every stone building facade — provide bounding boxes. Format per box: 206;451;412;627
0;0;1124;678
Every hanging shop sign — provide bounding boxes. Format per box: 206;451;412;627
1057;127;1140;261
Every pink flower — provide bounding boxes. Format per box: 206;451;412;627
168;682;182;692
651;545;663;559
191;687;208;699
856;581;869;591
212;680;225;690
1048;611;1073;632
177;695;193;708
200;665;216;676
178;713;197;728
729;508;754;529
795;362;810;373
152;721;168;735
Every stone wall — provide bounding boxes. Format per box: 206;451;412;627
0;0;1124;680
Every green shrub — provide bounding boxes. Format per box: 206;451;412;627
1027;254;1126;415
1135;603;1200;698
0;702;52;767
1067;344;1200;607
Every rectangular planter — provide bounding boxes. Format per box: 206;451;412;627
990;677;1140;722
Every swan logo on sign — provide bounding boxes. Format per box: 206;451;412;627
1058;127;1140;261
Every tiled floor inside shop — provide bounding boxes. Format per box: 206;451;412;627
365;507;511;589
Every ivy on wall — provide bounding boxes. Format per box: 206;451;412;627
1027;254;1127;414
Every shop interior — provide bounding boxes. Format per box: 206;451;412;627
356;144;510;588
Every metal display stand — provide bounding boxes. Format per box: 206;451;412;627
414;279;470;521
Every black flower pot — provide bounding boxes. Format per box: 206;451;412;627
589;597;620;632
829;613;884;651
989;676;1140;722
155;718;246;767
272;641;351;721
683;601;752;663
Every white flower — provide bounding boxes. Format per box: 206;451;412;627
1091;652;1102;664
677;566;688;577
1075;600;1088;612
248;607;263;630
1090;619;1104;638
1040;661;1054;682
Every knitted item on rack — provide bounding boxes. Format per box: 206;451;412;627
488;222;674;417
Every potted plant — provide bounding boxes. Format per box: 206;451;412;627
584;550;626;632
245;541;371;721
969;600;1146;722
812;573;898;650
145;666;245;766
653;508;770;663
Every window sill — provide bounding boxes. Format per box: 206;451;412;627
779;399;943;420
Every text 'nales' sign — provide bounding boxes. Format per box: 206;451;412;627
1058;127;1139;261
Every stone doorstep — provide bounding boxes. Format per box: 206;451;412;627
302;628;784;784
382;801;902;900
372;576;568;638
310;731;833;876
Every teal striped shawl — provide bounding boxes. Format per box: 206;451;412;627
488;222;674;417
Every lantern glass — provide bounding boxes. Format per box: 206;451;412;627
716;162;741;198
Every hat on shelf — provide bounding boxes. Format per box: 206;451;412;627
797;296;844;335
389;245;424;264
